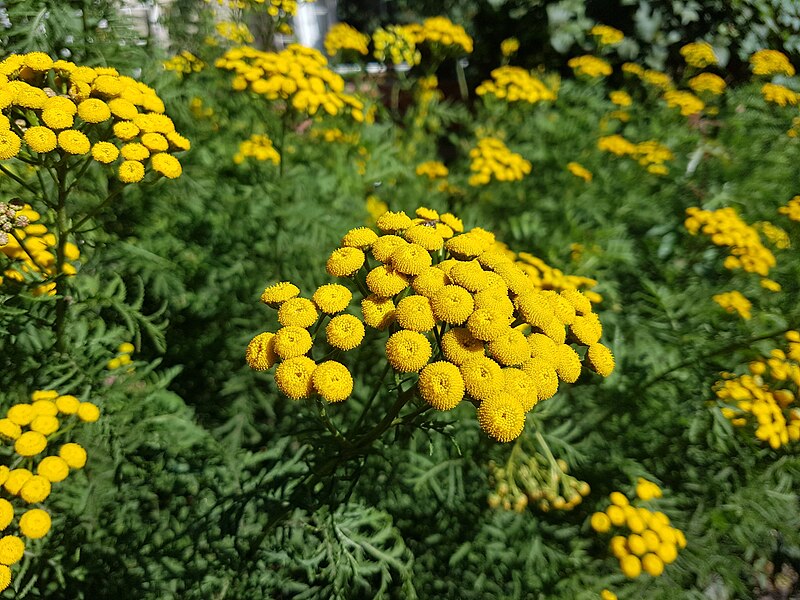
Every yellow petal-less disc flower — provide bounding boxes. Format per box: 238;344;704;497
91;141;119;164
4;469;32;495
0;419;21;441
502;368;538;411
151;153;182;178
59;443;87;469
372;235;408;263
0;130;21;160
390;243;432;276
554;344;582;383
30;415;59;435
385;330;432;372
23;126;57;153
14;431;47;457
274;356;316;399
395;295;436;332
587;343;615;377
468;308;510;342
37;456;70;483
119;160;145;183
260;281;300;307
412;267;449;297
19;508;51;539
312;284;352;314
57;129;90;154
404;224;444;251
0;500;12;530
361;294;395;330
246;332;278;371
113;121;139;140
278;297;318;328
273;326;313;359
656;542;678;564
366;264;409;297
527;333;559;365
55;394;80;414
521;357;559;400
620;554;642;578
326;314;365;350
460;356;504;401
591;511;612;532
441;328;485;365
326;247;365;277
417;361;465;410
77;402;100;422
77;98;111;122
449;260;489;292
31;400;57;416
341;227;379;249
141;132;168;152
0;565;10;592
312;361;353;402
376;210;413;233
476;392;525;442
642;553;664;576
0;536;24;566
570;314;602;345
431;285;474;325
19;475;51;503
487;329;530;366
121;142;149;161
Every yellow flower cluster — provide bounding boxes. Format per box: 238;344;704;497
716;332;800;449
404;17;473;54
663;90;705;116
750;49;796;76
591;481;687;579
216;45;369;121
761;83;798;107
189;97;214;120
107;342;135;370
0;389;98;591
567;55;612;78
640;69;674;91
567;161;592;182
755;221;790;250
475;66;558;105
680;42;717;68
324;23;370;56
597;135;674;175
685;207;777;277
488;450;591;513
163;51;205;75
0;204;80;295
688;73;726;95
215;21;254;44
310;127;360;145
609;90;632;107
233;134;280;165
789;116;800;138
372;26;421;66
247;207;612;442
500;37;519;57
590;25;624;46
712;290;752;320
0;52;188;183
778;195;800;221
415;161;449;179
468;137;532;186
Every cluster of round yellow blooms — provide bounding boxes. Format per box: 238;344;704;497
591;481;687;580
755;221;791;250
0;52;189;183
372;26;421;66
310;127;360;145
567;161;592;182
468;137;532;186
750;49;796;77
324;23;370;57
778;195;800;221
680;42;718;68
163;51;205;75
475;66;558;105
712;290;752;320
685;207;777;278
0;203;80;295
247;207;612;442
106;341;135;370
404;17;473;54
688;72;726;96
789;116;800;138
415;161;448;179
716;332;800;449
590;24;624;46
500;37;520;58
663;90;705;116
609;90;632;107
233;134;281;165
215;21;254;44
216;45;369;122
761;83;798;107
488;452;591;513
600;590;618;600
621;64;676;91
567;55;613;78
597;135;674;175
189;96;214;120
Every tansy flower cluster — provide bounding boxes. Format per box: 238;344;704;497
372;26;421;66
500;38;519;58
567;162;592;182
680;42;718;68
324;23;370;57
755;221;790;250
216;45;369;122
688;73;726;96
597;135;674;175
415;161;448;179
0;389;98;592
0;52;189;183
468;137;531;186
590;481;687;580
475;66;558;105
663;90;705;116
0;203;80;295
590;25;624;46
685;207;777;278
750;49;796;77
163;51;205;75
778;195;800;221
568;55;613;78
488;449;591;513
404;17;474;54
247;207;613;443
623;64;674;92
716;332;800;449
609;90;632;107
107;342;135;370
310;127;360;145
761;83;798;107
233;134;281;165
712;290;752;320
215;21;254;45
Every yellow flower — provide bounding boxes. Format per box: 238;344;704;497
376;211;414;233
341;227;379;249
417;361;465;410
688;73;725;95
591;511;611;532
121;143;149;161
77;98;111;122
476;392;525;442
19;508;51;539
568;55;612;78
0;499;12;530
619;554;641;578
77;402;100;422
0;419;20;441
641;553;664;576
278;297;318;328
91;141;120;163
521;357;559;400
0;130;21;160
750;49;795;76
567;161;592;182
680;42;717;68
467;137;532;186
361;294;396;330
502;368;538;411
431;285;474;325
601;590;618;600
467;309;509;342
385;330;432;372
36;456;70;483
19;475;51;503
30;414;59;435
395;295;436;332
0;535;24;566
663;90;704;116
475;66;557;105
246;332;278;371
390;243;432;275
312;284;352;314
570;314;603;345
412;267;450;297
460;356;504;401
324;23;370;56
274;356;316;400
326;247;365;277
273;326;313;359
500;37;519;57
487;329;530;366
415;161;449;179
366;264;409;297
586;343;615;376
59;442;87;468
635;478;663;500
590;25;624;46
118;160;145;183
449;260;489;292
14;431;47;457
372;235;408;263
325;314;365;350
761;83;798;107
151;153;183;178
554;344;582;382
113;121;139;140
312;361;353;402
260;281;300;307
23;126;57;153
57;129;90;154
712;290;751;320
404;224;444;251
23;51;53;71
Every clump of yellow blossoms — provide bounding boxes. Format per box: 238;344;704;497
311;127;360;145
468;137;532;186
685;207;776;278
324;23;370;57
597;135;674;175
688;73;726;96
568;55;612;78
0;389;99;592
663;90;705;116
475;66;558;105
778;195;800;221
680;42;717;68
750;49;796;77
755;221;790;250
0;203;80;295
712;290;752;320
415;161;448;179
215;21;254;45
716;332;800;449
761;83;798;107
247;207;611;443
609;90;632;107
0;52;188;183
107;341;135;370
567;162;592;182
500;37;519;58
590;25;624;46
163;51;205;75
216;45;368;121
372;25;421;66
233;134;280;165
404;17;473;54
591;480;687;579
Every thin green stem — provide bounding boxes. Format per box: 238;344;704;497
54;159;69;354
315;397;350;447
68;187;122;235
0;163;38;196
355;386;414;448
65;157;94;194
352;362;392;432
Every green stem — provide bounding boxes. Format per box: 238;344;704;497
68;187;122;235
0;163;38;196
456;59;469;102
315;397;350;446
352;362;392;432
355;386;414;448
65;157;94;195
54;159;69;354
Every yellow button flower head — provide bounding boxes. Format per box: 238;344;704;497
0;499;12;530
417;361;465;410
4;469;32;495
476;392;525;442
390;243;432;276
91;141;120;164
395;295;436;332
246;332;278;371
366;265;409;297
554;344;582;383
0;419;21;441
324;23;370;56
20;475;51;503
680;42;717;68
568;55;613;78
467;137;532;186
77;98;111;122
37;456;70;483
601;590;618;600
663;90;705;116
475;66;557;105
620;554;641;578
326;247;365;277
586;343;615;377
412;267;450;297
273;326;313;359
404;224;444;251
361;295;396;330
57;129;91;154
23;126;58;153
521;357;559;400
467;309;508;342
260;281;300;307
151;153;183;178
688;73;726;95
278;297;318;328
0;535;24;566
372;235;408;263
567;161;592;182
500;37;519;57
14;431;47;457
570;314;603;345
59;443;87;468
502;368;538;411
312;361;353;403
376;211;414;234
591;511;612;532
326;314;365;350
460;356;503;401
415;161;449;179
55;394;80;415
431;285;474;325
77;402;100;423
0;130;21;160
642;553;664;576
118;160;145;183
750;49;795;76
385;330;432;372
30;414;59;435
274;356;316;400
19;508;51;539
341;227;379;249
0;564;10;591
488;329;530;366
312;284;352;314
